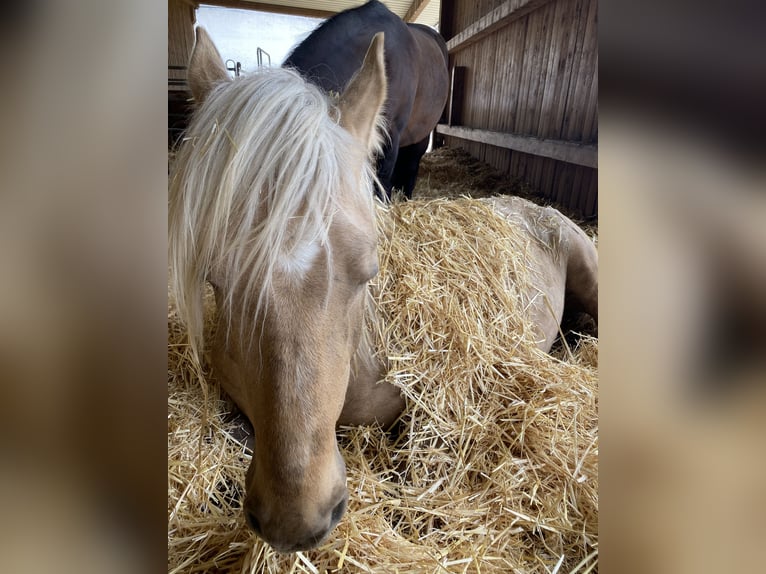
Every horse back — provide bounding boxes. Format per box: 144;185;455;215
283;1;415;98
283;1;446;138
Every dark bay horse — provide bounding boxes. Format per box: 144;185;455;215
283;0;449;199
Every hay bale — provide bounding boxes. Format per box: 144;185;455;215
168;197;598;573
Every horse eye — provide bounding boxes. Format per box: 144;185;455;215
364;262;379;283
346;253;378;286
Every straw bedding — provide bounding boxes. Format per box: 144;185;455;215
168;155;598;573
412;147;536;202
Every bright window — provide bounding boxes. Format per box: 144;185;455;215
196;5;322;72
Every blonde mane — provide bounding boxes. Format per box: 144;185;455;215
169;67;377;361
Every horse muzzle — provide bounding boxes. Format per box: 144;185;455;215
245;489;348;553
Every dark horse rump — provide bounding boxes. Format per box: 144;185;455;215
283;0;449;199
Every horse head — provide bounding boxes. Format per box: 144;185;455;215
172;28;387;552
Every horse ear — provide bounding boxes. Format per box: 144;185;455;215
188;27;230;104
339;32;387;154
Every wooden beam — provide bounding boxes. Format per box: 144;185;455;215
404;0;430;23
199;0;335;20
436;124;598;168
446;0;553;53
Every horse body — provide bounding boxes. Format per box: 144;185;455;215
171;29;597;554
483;196;599;350
283;0;449;199
340;195;598;425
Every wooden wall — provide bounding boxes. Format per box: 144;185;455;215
438;0;598;218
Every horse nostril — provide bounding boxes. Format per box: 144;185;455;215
331;496;347;524
246;510;261;535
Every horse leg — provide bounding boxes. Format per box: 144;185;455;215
561;218;599;323
339;377;405;428
391;135;430;199
375;131;400;201
338;349;404;428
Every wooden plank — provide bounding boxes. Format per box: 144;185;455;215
404;0;430;22
527;1;557;187
512;6;543;181
568;0;598;143
466;43;479;133
446;0;554;54
511;13;531;178
559;0;587;140
553;161;574;207
538;157;553;200
200;0;335;19
585;166;598;217
579;168;592;217
509;12;532;181
581;49;599;142
544;0;581;140
495;22;515;170
492;26;511;173
436;124;598;168
541;0;582;206
521;152;536;186
567;164;585;215
536;0;565;139
527;156;544;195
500;19;526;175
550;0;593;212
488;25;512;170
476;31;498;164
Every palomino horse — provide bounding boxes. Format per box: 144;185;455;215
171;32;598;553
283;0;449;200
